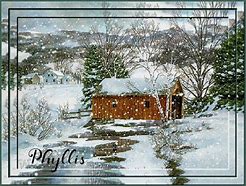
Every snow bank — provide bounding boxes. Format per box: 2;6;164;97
20;84;83;118
103;125;137;132
2;134;41;184
179;109;244;184
2;84;84;121
2;42;31;62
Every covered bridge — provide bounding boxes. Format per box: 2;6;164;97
92;77;184;121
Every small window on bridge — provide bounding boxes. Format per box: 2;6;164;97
112;100;117;108
144;101;150;108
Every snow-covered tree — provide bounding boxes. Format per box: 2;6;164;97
1;55;7;90
81;45;105;110
18;97;32;134
129;15;179;123
106;55;129;78
3;96;54;140
211;26;244;110
2;100;9;141
58;102;69;120
171;2;235;109
31;98;53;140
52;48;75;74
86;2;135;77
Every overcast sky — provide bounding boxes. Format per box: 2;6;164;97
2;1;244;33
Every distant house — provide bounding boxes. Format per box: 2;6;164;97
22;65;74;85
22;73;43;84
92;77;184;120
43;69;64;84
62;74;73;84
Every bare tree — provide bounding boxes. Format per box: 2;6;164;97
29;98;53;139
58;102;69;121
11;96;54;140
52;49;74;74
129;16;179;123
2;100;9;141
86;2;137;77
72;59;84;84
171;2;235;101
18;97;33;134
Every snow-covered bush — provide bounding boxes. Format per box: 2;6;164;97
2;96;54;141
58;102;69;120
152;126;183;162
29;98;53;140
2;100;9;141
18;97;33;135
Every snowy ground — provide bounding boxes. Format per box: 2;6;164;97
1;84;244;184
94;109;244;184
2;84;84;119
118;135;171;184
179;110;244;184
2;42;31;62
2;84;85;184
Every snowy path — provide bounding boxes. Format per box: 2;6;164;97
118;135;171;184
120;135;166;175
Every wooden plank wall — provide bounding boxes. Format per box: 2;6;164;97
92;95;167;120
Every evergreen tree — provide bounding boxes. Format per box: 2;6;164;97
9;63;16;90
211;26;244;110
106;55;129;78
81;46;105;110
1;56;8;90
81;47;129;110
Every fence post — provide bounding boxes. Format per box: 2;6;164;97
78;109;81;119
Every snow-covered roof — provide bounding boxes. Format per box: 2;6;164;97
22;73;38;79
52;70;64;77
47;69;64;77
100;77;174;95
64;74;72;78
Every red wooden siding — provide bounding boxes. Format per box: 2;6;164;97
92;95;167;120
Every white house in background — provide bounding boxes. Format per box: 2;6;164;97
42;69;74;85
62;74;73;84
22;73;43;84
43;69;64;84
22;67;74;85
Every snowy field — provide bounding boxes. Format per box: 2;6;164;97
104;109;244;184
2;84;84;118
2;84;85;184
1;84;244;184
180;110;244;184
2;42;31;62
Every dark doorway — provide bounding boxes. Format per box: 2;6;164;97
171;95;182;119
